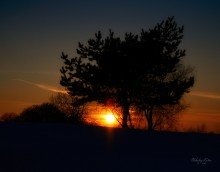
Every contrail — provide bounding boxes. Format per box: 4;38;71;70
13;78;68;94
14;79;220;100
189;91;220;100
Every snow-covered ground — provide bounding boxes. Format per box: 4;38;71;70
0;122;219;172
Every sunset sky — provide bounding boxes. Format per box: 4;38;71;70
1;0;220;132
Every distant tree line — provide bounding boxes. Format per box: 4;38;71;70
0;93;87;125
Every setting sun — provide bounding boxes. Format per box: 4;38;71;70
105;113;115;124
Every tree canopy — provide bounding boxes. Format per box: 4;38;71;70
60;17;194;129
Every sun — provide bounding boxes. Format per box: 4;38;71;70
105;113;115;124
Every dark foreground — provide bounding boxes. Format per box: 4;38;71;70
0;122;219;172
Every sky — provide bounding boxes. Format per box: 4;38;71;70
1;0;220;132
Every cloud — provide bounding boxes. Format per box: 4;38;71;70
13;79;68;94
13;79;220;100
189;91;220;100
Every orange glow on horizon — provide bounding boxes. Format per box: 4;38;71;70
86;103;220;133
85;103;119;127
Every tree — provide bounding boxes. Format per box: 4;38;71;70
145;103;187;131
50;93;87;124
60;16;194;129
135;63;194;130
17;103;68;123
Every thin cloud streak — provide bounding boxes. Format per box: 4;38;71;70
13;79;220;100
13;79;68;94
189;91;220;100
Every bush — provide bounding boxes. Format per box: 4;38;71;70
17;103;68;123
0;112;18;122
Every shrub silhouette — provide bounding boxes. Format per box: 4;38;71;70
0;112;18;122
17;103;68;123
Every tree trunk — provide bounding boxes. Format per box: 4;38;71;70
122;103;129;128
128;113;133;129
147;106;154;131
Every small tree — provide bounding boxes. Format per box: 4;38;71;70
137;64;194;130
148;103;187;131
60;17;194;129
50;93;86;124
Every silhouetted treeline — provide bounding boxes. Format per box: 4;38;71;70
16;103;67;123
0;94;87;125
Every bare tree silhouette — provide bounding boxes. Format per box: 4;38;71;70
50;93;87;124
